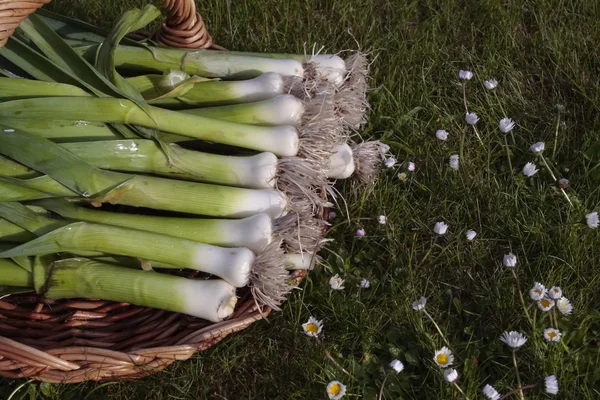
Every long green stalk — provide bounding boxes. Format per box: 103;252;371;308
0;258;33;287
0;77;91;100
0;219;36;242
1;221;255;288
57;139;279;189
182;95;304;126
1;118;121;142
36;258;237;322
0;97;299;156
76;45;305;80
0;174;287;218
34;199;273;254
127;71;284;107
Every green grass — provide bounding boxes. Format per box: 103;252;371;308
3;0;600;398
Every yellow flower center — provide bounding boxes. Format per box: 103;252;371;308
306;323;318;334
437;354;448;365
541;299;551;308
534;289;542;296
548;331;557;339
329;383;341;395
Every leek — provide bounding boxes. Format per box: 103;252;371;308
0;175;288;218
182;95;305;126
0;258;33;287
129;71;285;107
0;97;299;157
34;199;273;254
1;221;256;288
76;44;305;80
57;140;280;189
35;258;236;322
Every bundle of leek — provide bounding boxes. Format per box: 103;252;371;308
0;4;378;323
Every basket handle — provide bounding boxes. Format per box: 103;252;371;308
0;0;219;49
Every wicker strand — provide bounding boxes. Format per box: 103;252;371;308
0;0;51;48
156;0;224;49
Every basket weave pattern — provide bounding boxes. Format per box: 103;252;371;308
0;0;304;383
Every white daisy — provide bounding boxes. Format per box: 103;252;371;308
459;70;473;80
327;380;347;399
530;141;545;153
465;229;477;241
449;154;459;171
444;368;458;383
434;221;449;235
484;79;498;89
378;215;387;224
398;172;408;181
543;328;562;342
384;157;397;168
465;112;479;125
586;212;599;229
499;117;515;133
529;282;547;301
356;228;366;237
557;297;573;315
483;384;501;400
448;154;458;171
407;162;416;172
548;286;562;300
328;211;337;219
390;359;404;373
359;279;370;289
503;253;517;268
412;296;427;311
545;375;558;395
500;331;527;349
433;347;454;368
329;274;345;290
522;162;539;177
302;316;323;337
436;129;449;141
538;297;555;312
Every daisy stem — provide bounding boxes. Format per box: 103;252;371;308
512;350;526;400
315;336;353;378
532;308;537;330
512;270;533;325
539;154;572;206
503;135;513;175
552;109;561;159
462;84;468;113
378;373;390;400
423;309;450;347
498;384;538;400
452;382;471;400
552;308;558;329
472;126;485;148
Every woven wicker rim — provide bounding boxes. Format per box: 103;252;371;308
0;0;310;383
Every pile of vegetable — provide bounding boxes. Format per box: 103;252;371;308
0;5;386;323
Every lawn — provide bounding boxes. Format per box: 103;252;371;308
2;0;600;399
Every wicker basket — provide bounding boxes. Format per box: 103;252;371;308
0;0;306;383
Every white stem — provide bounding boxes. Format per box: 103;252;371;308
230;72;284;102
250;95;305;126
219;213;273;254
309;54;347;86
327;143;355;179
180;279;238;321
283;253;321;270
